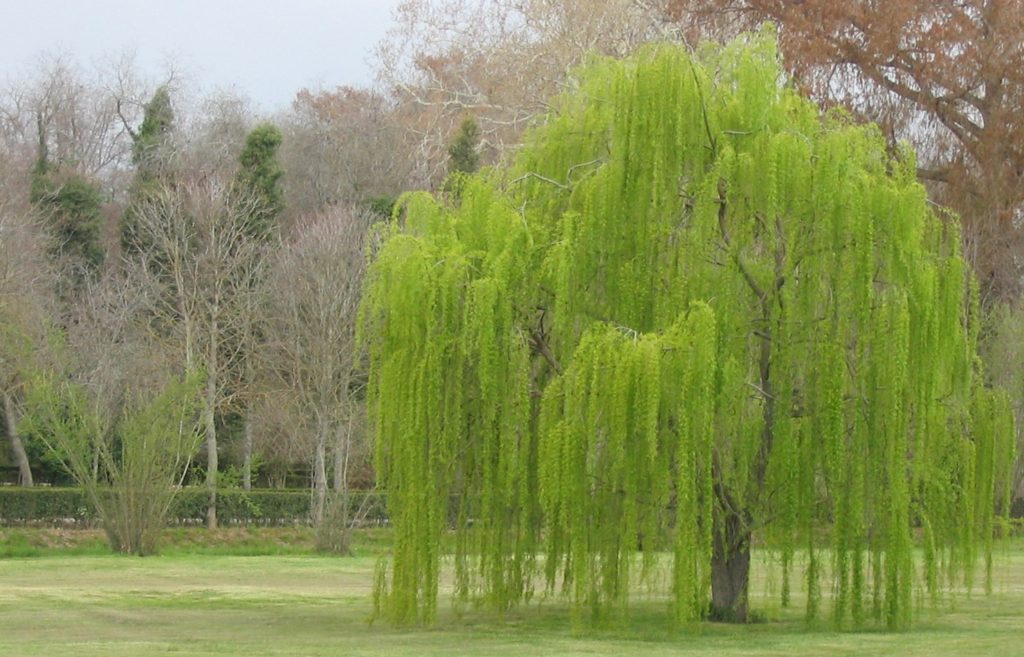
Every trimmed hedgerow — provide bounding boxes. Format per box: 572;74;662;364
0;487;386;526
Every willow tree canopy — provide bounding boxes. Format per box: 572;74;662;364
359;28;1015;629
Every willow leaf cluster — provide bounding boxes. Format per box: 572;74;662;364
360;27;1015;629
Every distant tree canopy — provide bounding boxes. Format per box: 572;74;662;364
360;29;1015;629
30;169;104;274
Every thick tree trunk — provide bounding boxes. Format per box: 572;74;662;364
710;507;751;622
708;179;781;622
3;392;33;486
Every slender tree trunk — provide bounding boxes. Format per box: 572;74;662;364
242;403;253;491
332;422;345;491
205;359;218;529
3;392;33;486
710;506;751;622
241;314;256;492
316;416;355;555
204;308;222;529
330;418;354;554
204;404;217;528
312;413;328;527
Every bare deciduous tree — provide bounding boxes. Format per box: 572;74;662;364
179;90;255;179
0;56;133;183
260;206;371;552
281;86;412;220
376;0;675;187
21;265;202;555
0;201;55;486
128;177;265;528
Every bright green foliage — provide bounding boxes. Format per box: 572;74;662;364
360;28;1016;629
362;184;536;623
536;306;718;624
235;122;284;239
20;371;203;555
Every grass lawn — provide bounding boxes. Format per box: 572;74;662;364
1;530;1023;656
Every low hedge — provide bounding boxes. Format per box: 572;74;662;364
0;487;387;527
0;487;92;524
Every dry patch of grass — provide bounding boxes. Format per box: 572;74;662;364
0;526;395;557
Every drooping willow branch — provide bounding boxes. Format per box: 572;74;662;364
360;26;1016;630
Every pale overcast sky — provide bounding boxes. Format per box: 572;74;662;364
0;0;403;111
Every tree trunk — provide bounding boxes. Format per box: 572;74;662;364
318;420;353;555
242;403;253;491
2;392;33;486
204;376;218;530
710;507;751;622
332;423;345;491
205;314;220;530
312;416;328;527
706;272;774;622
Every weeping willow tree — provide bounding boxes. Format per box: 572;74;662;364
360;27;1016;629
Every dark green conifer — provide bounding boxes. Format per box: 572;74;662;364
234;122;284;239
448;117;481;176
122;86;175;254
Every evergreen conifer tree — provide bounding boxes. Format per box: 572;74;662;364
234;122;284;239
447;117;481;176
30;136;104;291
121;86;175;254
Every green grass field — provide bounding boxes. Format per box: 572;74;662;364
1;530;1023;656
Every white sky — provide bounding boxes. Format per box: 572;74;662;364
0;0;403;111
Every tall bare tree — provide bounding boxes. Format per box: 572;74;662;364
260;206;370;551
181;90;254;179
127;177;265;528
281;86;412;220
0;55;136;185
0;201;55;486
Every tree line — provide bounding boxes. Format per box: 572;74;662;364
0;58;415;553
0;1;1021;574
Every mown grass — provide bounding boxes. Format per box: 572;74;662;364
0;532;1022;656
